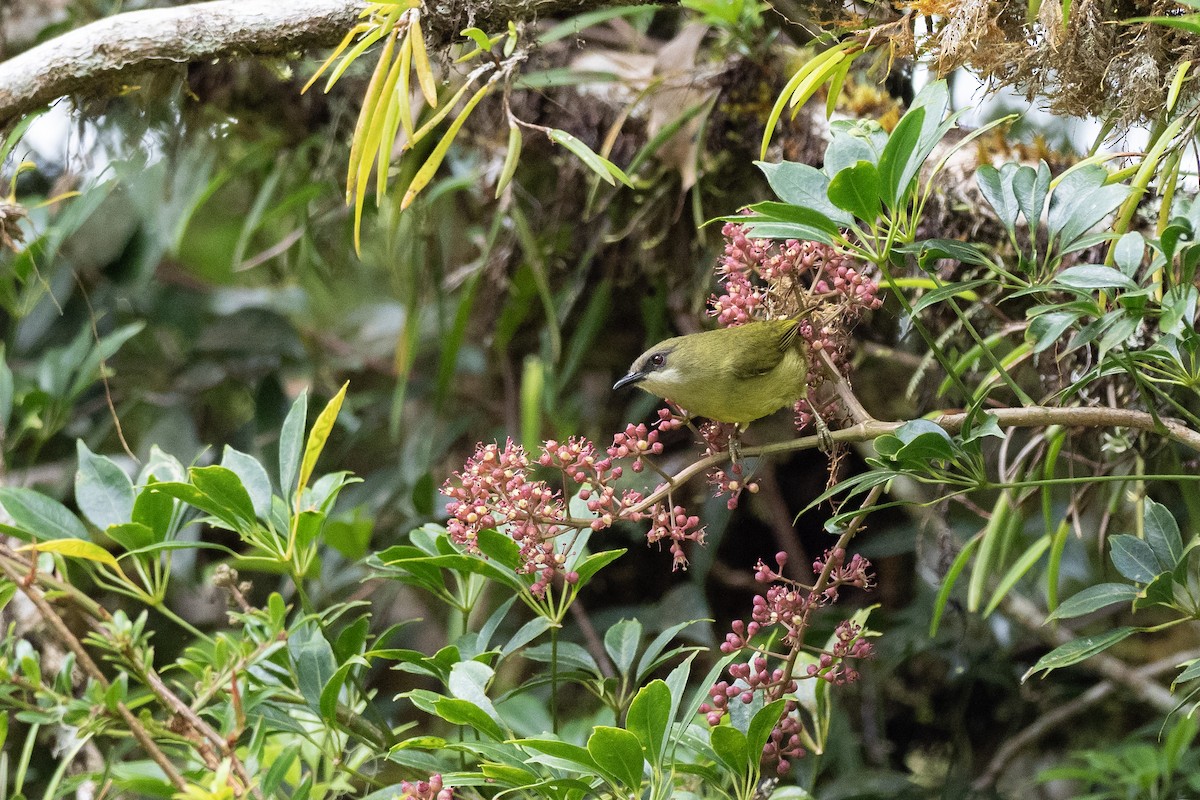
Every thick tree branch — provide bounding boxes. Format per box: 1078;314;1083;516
0;0;646;129
0;0;367;127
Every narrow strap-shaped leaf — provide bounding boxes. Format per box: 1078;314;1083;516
402;82;493;209
409;18;439;107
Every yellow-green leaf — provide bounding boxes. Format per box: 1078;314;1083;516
410;18;439;107
302;24;368;94
760;41;855;160
406;80;475;149
461;27;492;51
495;122;523;198
547;129;632;188
18;539;119;570
402;82;492;209
376;37;410;204
297;381;349;496
1167;60;1191;113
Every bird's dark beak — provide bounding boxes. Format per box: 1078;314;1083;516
613;371;645;391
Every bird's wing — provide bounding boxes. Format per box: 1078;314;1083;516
729;322;796;379
777;318;803;351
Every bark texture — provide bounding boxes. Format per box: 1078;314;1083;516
0;0;367;126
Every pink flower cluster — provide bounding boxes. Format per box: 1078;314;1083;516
711;222;881;331
443;421;715;590
646;503;705;570
698;549;875;774
805;620;872;684
398;774;453;800
709;222;883;433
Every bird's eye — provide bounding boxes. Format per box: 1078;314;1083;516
649;353;666;368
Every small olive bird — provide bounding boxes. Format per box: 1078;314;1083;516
612;318;810;426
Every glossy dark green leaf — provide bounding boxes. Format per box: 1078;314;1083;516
433;697;505;740
1054;265;1137;291
1047;582;1138;620
221;446;272;520
746;699;787;767
1047;166;1131;249
710;724;751;773
289;622;337;713
1012;161;1050;231
572;549;625;589
877;105;926;207
587;726;645;788
105;522;157;552
626;680;671;762
1109;535;1162;583
1027;311;1080;353
279;390;308;498
1144;499;1183;571
827;161;883;223
1023;627;1138;680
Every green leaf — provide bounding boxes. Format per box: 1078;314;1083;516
930;534;981;636
826;160;883;222
518;737;600;771
710;724;750;773
1047;583;1139;620
1012;161;1051;232
448;661;499;722
548;129;633;188
190;466;257;531
1023;627;1138;680
433;697;506;741
755;161;850;225
75;441;135;531
1047;166;1131;249
221;446;273;520
898;238;995;268
319;656;367;720
976;163;1020;235
279;390;308;498
877;105;926;208
1027;311;1081;353
460;27;493;51
587;726;645;789
1109;534;1162;583
626;680;671;762
983;533;1052;616
499;615;552;657
523;641;600;674
1113;231;1145;276
1054;265;1138;291
289;622;337;713
1174;659;1200;688
0;487;89;541
1144;498;1183;571
0;351;11;433
604;619;642;677
746;699;787;766
1161;285;1199;336
17;538;119;570
105;522;158;552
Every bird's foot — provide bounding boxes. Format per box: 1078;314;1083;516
811;408;834;453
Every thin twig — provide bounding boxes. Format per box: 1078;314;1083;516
0;551;187;790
